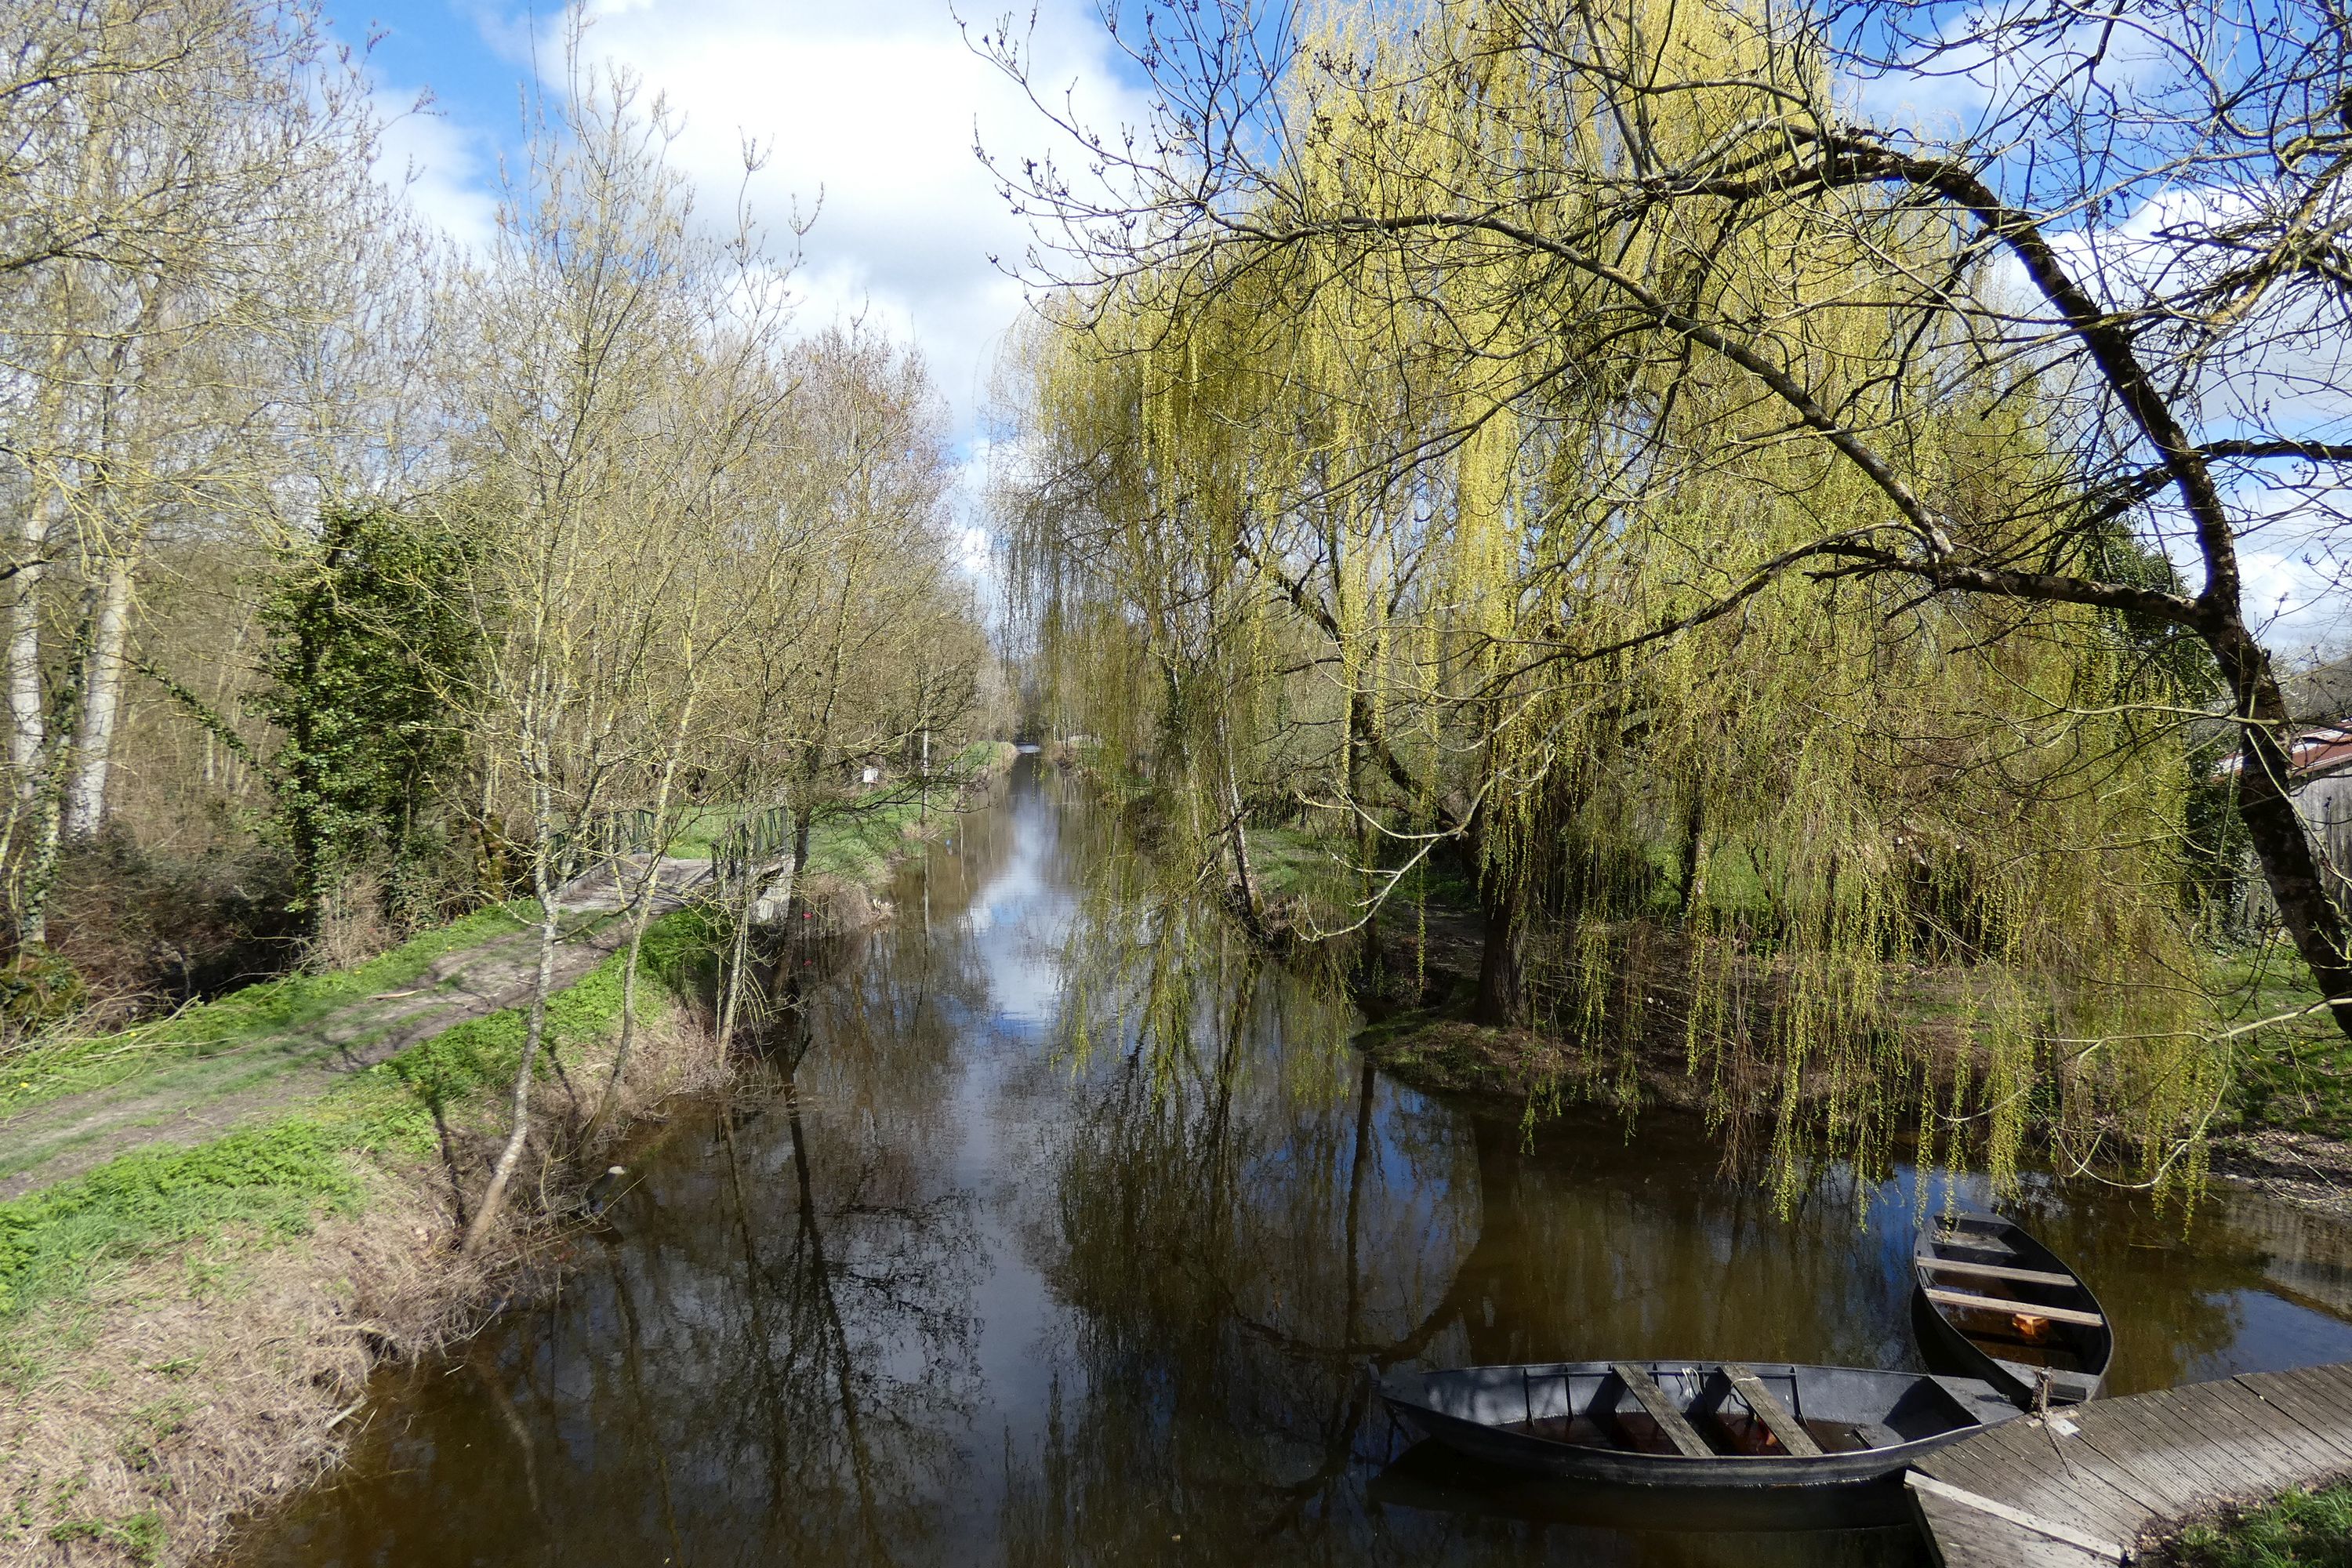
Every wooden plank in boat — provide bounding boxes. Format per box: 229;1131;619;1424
1721;1364;1824;1458
1925;1287;2105;1329
1920;1258;2081;1290
1608;1363;1713;1459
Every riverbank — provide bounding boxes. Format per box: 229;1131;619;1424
0;911;725;1567
2167;1481;2352;1566
0;758;1018;1567
1322;873;2352;1214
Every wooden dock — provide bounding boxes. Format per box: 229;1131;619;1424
1907;1363;2352;1565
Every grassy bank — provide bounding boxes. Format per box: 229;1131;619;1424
0;752;1022;1566
2167;1484;2352;1566
0;910;720;1568
0;903;533;1125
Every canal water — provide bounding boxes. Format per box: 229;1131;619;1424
231;760;2352;1566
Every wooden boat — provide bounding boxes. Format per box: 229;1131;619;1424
1367;1439;1921;1532
1379;1360;2026;1489
1911;1212;2112;1406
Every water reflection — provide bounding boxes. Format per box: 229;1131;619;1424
231;761;2352;1568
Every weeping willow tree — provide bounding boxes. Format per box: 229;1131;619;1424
993;0;2251;1201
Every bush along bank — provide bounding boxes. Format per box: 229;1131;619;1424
0;909;724;1568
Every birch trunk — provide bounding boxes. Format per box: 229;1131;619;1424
7;493;56;797
18;597;96;946
64;550;135;837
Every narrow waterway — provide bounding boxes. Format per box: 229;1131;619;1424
232;760;2352;1566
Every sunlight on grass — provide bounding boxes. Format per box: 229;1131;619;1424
0;904;537;1120
2172;1485;2352;1567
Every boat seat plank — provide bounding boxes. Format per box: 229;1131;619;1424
1607;1363;1714;1459
1721;1364;1824;1457
1925;1287;2105;1328
1921;1258;2080;1290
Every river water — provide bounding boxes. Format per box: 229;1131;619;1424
232;760;2352;1566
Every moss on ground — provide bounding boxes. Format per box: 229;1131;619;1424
2170;1484;2352;1567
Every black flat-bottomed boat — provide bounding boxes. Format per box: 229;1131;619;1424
1912;1212;2112;1405
1379;1360;2025;1490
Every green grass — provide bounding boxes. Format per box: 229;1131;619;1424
667;741;1015;867
2212;939;2347;1138
0;902;535;1120
0;910;711;1325
1245;826;1356;906
46;1509;164;1565
2172;1484;2352;1566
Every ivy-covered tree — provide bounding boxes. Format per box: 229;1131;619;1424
253;506;480;938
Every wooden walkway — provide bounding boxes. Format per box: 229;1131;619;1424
1907;1363;2352;1565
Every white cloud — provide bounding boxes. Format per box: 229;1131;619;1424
368;87;503;255
510;0;1147;437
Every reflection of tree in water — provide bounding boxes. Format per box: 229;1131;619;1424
673;848;1007;1563
238;909;994;1568
998;899;2024;1562
249;768;2352;1568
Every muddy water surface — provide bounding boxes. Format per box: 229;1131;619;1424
230;761;2352;1567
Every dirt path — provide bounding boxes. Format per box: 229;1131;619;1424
0;860;716;1203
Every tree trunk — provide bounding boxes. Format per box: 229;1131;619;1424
1474;865;1525;1027
586;857;660;1147
1679;791;1708;923
785;800;815;926
464;765;561;1254
64;550;133;838
587;699;699;1142
16;595;96;947
2218;630;2352;1034
1348;690;1381;984
1225;750;1261;930
7;492;55;798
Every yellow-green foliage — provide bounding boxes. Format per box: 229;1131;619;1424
1004;0;2223;1203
